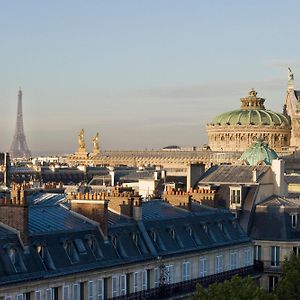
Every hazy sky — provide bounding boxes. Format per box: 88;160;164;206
1;1;300;154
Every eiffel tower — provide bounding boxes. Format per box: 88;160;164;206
10;88;31;158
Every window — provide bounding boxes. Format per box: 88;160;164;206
230;188;241;206
134;272;139;292
36;244;55;270
45;288;53;300
271;246;280;267
87;236;103;259
182;261;191;281
169;228;175;239
215;255;223;273
5;297;12;300
254;245;262;261
218;223;223;231
291;214;298;229
142;270;147;290
132;233;138;246
63;241;79;264
97;279;104;300
199;257;208;277
63;285;70;300
293;246;300;256
88;281;94;300
230;252;237;270
151;231;157;242
154;268;160;287
244;248;252;266
35;291;41;300
73;284;80;300
74;239;87;254
120;274;126;295
269;276;278;292
166;265;174;284
7;247;24;272
112;276;118;298
17;295;24;300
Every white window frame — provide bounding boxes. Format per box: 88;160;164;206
133;272;139;292
88;280;94;300
166;265;174;284
199;257;208;277
182;261;191;281
254;245;261;261
230;187;241;207
17;295;24;300
63;285;70;300
142;270;147;290
73;283;80;300
215;255;223;273
112;276;118;298
35;290;42;300
244;248;252;266
45;288;53;300
154;267;160;287
271;246;280;267
230;252;237;270
119;274;127;296
97;278;104;300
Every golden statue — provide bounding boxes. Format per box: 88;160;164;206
78;129;86;152
92;132;100;154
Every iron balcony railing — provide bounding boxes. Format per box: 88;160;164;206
111;261;263;300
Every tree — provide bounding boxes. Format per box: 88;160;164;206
194;275;275;300
275;254;300;300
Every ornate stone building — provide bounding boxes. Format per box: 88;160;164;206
285;68;300;149
206;89;291;152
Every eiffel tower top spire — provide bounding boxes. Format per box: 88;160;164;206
10;88;31;158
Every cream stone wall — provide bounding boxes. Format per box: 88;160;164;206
207;125;290;152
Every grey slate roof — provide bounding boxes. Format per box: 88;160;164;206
250;196;300;241
198;165;269;184
0;193;251;287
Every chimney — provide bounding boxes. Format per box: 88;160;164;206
0;184;29;245
271;159;287;196
71;195;109;237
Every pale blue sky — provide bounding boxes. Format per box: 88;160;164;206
1;1;300;154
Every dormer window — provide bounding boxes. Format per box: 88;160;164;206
203;224;208;233
63;240;79;264
151;231;157;242
111;235;117;248
169;228;175;239
218;223;223;231
132;233;138;246
5;247;25;273
291;213;298;229
187;226;192;236
35;244;55;270
230;187;241;208
86;237;103;259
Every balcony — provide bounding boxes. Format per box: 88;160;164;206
111;261;263;300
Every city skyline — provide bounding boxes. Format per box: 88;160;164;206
1;1;300;154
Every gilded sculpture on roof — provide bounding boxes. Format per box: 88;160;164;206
78;129;86;152
92;132;100;154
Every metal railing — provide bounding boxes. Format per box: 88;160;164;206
111;261;263;300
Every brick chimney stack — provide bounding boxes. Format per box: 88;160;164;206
0;184;29;245
71;192;109;237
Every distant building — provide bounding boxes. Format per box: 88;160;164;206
206;89;291;152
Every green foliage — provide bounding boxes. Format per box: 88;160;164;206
193;275;274;300
275;254;300;300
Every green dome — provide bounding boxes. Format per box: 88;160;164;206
210;89;290;127
211;109;290;126
240;140;278;166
